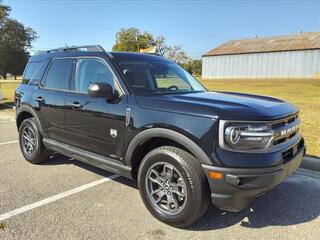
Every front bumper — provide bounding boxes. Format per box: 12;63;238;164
202;140;305;212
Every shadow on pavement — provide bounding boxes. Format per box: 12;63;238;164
43;153;320;230
42;153;116;177
42;153;138;189
189;172;320;230
0;101;14;110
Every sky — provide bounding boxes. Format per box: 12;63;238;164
3;0;320;59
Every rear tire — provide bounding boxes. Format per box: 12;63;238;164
19;118;50;164
138;146;210;228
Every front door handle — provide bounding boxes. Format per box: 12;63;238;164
35;96;44;102
69;101;81;109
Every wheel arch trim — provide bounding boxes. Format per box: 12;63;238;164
125;128;212;166
16;105;43;134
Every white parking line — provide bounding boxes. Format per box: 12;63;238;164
0;174;119;221
0;140;19;146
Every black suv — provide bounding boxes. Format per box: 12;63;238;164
15;45;305;227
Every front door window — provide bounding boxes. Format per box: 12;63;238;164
75;58;115;93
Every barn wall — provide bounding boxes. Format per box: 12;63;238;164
202;49;320;79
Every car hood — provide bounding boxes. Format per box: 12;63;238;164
136;91;298;120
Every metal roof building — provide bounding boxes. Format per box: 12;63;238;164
202;32;320;79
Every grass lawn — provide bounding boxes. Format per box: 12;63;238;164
0;80;20;103
1;78;319;157
200;78;320;157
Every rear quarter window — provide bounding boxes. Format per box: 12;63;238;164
23;61;49;84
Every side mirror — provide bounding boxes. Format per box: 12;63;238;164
88;82;116;100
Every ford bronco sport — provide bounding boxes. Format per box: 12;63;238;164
15;45;305;227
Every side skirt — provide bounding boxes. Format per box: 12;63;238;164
43;138;133;179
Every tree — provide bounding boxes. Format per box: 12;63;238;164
165;45;190;65
154;35;170;56
190;60;202;75
181;60;202;75
153;35;191;65
0;4;10;24
112;28;194;68
112;28;154;52
154;36;190;66
0;3;37;79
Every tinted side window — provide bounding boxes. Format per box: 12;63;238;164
23;61;48;84
75;58;115;93
43;59;73;90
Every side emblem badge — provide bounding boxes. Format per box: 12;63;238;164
110;129;118;138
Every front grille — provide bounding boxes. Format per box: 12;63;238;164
271;114;298;129
273;131;297;145
270;113;300;146
273;138;286;145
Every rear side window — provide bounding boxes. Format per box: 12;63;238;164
23;61;48;84
42;59;73;90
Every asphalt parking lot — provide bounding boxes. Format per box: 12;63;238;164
0;114;320;240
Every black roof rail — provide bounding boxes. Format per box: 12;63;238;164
39;45;106;54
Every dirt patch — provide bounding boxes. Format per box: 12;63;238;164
148;228;166;237
0;222;5;231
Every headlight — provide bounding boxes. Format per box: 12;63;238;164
224;123;274;150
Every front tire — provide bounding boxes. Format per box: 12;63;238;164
19;118;50;164
138;146;210;228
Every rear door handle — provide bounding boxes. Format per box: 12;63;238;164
69;101;81;109
35;96;44;102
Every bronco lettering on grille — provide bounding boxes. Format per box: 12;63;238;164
280;124;299;136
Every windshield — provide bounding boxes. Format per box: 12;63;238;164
117;60;206;95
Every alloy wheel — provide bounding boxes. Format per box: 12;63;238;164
145;162;187;215
21;126;37;156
